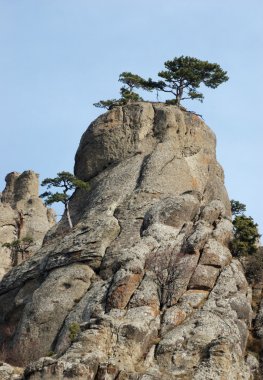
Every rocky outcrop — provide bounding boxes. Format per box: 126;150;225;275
0;171;56;278
0;103;256;379
0;362;23;380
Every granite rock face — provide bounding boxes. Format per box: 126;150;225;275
0;103;256;379
0;171;56;279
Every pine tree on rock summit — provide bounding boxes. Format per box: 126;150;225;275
94;72;146;109
155;56;229;105
94;56;229;109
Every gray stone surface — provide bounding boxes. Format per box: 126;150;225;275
0;362;23;379
188;264;220;290
0;103;253;379
199;238;232;267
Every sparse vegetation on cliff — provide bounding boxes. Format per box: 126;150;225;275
145;248;177;308
2;236;34;266
68;322;81;342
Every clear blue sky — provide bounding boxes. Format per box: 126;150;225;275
0;0;262;234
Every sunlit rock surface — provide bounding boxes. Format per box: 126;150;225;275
0;103;257;379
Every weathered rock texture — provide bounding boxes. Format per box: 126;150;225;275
0;103;257;379
0;171;56;278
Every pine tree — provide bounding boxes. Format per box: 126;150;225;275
3;237;34;266
40;171;90;228
155;56;229;105
94;56;229;109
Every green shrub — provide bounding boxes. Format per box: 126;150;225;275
68;322;81;342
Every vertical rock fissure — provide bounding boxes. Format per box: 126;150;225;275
135;154;151;190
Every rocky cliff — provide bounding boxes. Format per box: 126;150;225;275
0;103;258;379
0;171;56;279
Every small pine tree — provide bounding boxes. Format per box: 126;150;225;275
40;171;90;229
94;72;147;109
2;237;34;266
93;99;121;110
230;200;246;216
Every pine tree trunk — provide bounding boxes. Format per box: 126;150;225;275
17;211;24;239
65;202;73;229
176;83;184;106
175;79;185;106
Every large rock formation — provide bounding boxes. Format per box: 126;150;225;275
0;171;56;278
0;103;258;379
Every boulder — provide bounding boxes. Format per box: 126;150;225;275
0;103;253;379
